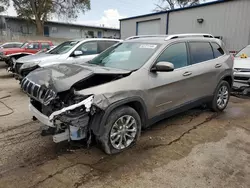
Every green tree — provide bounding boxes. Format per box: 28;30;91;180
154;0;205;11
0;0;90;35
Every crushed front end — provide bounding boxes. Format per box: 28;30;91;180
21;77;94;143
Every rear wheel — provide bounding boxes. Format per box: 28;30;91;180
98;106;141;154
209;80;230;112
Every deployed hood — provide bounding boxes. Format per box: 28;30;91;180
25;63;131;93
17;53;61;63
234;57;250;69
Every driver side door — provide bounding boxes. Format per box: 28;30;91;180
148;42;194;118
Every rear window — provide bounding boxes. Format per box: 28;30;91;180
189;42;214;64
211;42;224;58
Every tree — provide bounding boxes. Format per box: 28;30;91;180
154;0;205;11
0;0;90;35
0;0;9;12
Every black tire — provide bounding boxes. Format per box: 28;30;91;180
9;57;16;67
98;106;141;155
209;80;230;112
5;60;10;65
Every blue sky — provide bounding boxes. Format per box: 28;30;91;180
6;0;216;28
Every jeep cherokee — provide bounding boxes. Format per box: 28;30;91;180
21;34;234;154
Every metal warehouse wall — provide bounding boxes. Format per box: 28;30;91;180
120;13;168;39
168;0;250;51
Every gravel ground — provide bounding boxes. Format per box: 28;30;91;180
0;62;249;188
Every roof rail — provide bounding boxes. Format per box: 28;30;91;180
126;35;168;40
165;33;214;40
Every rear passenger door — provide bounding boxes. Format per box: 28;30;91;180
187;41;219;99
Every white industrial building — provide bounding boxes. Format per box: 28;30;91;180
120;0;250;52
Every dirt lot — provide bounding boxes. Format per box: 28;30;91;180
0;62;250;188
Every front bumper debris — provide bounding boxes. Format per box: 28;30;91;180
29;95;94;143
29;103;54;127
49;95;94;121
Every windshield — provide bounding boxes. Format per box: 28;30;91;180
48;41;79;54
89;42;160;70
236;46;250;57
20;42;29;48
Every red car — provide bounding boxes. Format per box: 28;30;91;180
0;40;54;65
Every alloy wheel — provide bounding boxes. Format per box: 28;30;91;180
110;115;137;150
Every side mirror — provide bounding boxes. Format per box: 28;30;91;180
73;50;83;56
151;61;174;72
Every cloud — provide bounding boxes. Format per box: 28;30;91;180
81;9;125;28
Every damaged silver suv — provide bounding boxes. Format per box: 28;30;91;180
21;34;233;154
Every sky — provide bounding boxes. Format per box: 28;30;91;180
5;0;216;28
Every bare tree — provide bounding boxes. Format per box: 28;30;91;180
154;0;204;11
0;0;90;35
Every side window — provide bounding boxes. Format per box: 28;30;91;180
27;42;39;49
41;42;50;49
97;41;118;53
211;42;224;58
3;44;12;48
97;41;107;53
14;43;20;47
75;42;98;55
156;43;188;69
189;42;214;64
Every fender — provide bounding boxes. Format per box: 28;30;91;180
90;96;148;137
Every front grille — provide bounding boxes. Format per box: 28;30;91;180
20;65;39;77
235;68;250;72
15;63;23;74
234;76;250;81
21;77;56;105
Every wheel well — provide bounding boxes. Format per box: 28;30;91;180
223;76;233;87
126;101;147;128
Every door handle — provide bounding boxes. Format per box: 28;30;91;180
215;64;222;68
183;71;192;76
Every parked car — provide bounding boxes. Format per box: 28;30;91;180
21;34;233;154
233;45;250;85
0;42;23;49
0;40;54;67
0;42;23;60
14;38;121;81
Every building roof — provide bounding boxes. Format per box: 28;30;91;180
120;0;233;21
2;15;120;31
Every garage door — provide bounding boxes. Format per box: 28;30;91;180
137;19;161;35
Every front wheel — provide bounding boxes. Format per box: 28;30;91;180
98;106;141;154
209;80;230;112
